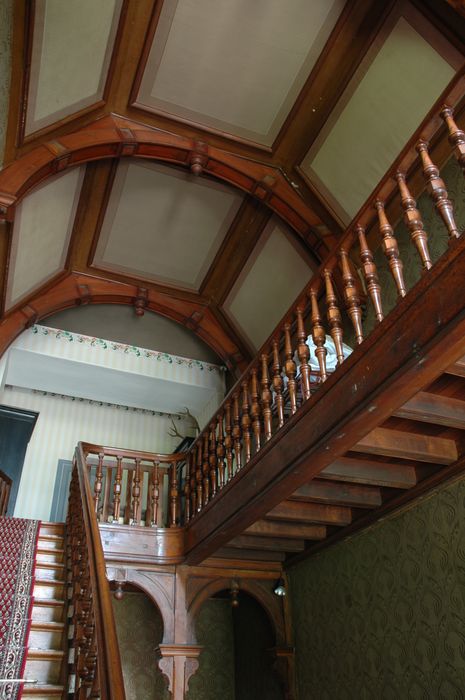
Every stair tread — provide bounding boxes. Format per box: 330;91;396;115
33;598;65;606
30;620;65;630
22;684;64;696
35;577;66;584
36;561;65;569
27;648;64;658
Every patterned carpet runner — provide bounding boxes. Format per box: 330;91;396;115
0;518;40;700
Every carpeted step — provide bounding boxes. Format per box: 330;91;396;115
22;686;64;698
32;600;65;623
28;621;65;649
24;649;65;684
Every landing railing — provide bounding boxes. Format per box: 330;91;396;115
66;443;126;699
0;469;12;516
81;442;186;527
183;95;465;524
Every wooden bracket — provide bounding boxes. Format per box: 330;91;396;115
76;283;91;306
117;128;138;157
188;141;209;175
134;287;148;316
21;304;38;328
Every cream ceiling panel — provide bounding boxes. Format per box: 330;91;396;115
224;221;313;350
301;8;460;222
6;166;84;309
25;0;122;135
136;0;346;145
94;161;243;289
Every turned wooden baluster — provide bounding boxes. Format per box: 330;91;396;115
223;401;234;482
169;462;179;527
272;340;285;428
375;200;407;297
416;140;460;240
195;441;203;512
150;461;160;526
261;353;272;442
324;269;344;365
241;379;252;463
339;248;364;344
189;451;197;517
131;457;141;525
296;307;311;400
284;323;297;414
396;173;432;271
124;469;133;524
112;455;123;522
442;106;465;173
232;391;242;473
356;225;384;322
209;422;218;497
216;411;226;489
309;289;328;382
202;433;210;505
250;367;262;452
184;453;192;523
93;452;104;515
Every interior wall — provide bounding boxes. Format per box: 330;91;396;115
46;304;224;364
289;474;465;698
1;385;185;521
112;591;170;700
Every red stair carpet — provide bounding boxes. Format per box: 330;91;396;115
0;518;40;700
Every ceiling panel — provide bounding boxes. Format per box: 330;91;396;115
24;0;123;136
300;4;462;223
93;160;243;290
6;166;84;310
223;219;313;350
135;0;346;145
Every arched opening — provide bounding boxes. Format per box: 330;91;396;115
111;583;170;700
187;589;283;700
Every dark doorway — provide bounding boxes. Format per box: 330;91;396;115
0;405;38;514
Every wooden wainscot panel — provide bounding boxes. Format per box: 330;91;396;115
99;523;185;565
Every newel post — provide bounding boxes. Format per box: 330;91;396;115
157;644;203;700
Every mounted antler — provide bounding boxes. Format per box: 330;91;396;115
168;418;184;440
181;407;200;435
167;408;200;440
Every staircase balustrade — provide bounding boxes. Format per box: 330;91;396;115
0;469;11;516
67;443;126;699
183;102;465;525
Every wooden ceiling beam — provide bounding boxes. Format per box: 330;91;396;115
355;427;458;465
320;456;417;490
290;479;382;509
267;501;352;527
200;197;271;304
244;520;326;541
394;391;465;429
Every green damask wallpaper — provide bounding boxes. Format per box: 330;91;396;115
187;598;236;700
112;592;170;700
289;474;465;699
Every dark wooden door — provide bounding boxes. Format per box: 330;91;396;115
0;405;38;514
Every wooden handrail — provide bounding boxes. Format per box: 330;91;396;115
0;469;12;516
184;90;465;525
67;442;126;699
80;441;187;464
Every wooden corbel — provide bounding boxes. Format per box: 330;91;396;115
134;287;148;316
188;141;209;175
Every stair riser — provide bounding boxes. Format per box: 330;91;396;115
24;658;62;684
35;566;65;582
32;604;65;623
37;538;64;551
39;524;65;537
34;583;65;600
22;693;63;699
28;629;64;649
36;551;64;564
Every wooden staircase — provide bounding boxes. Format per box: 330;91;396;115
23;522;67;699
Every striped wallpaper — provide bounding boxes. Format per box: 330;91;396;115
1;385;188;521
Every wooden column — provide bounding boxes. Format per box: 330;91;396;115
250;367;262;453
272;340;285;429
284;323;297;414
356;226;383;322
339;248;363;344
261;353;272;442
417;139;460;240
296;307;311;400
323;269;344;364
375;200;406;297
158;645;202;700
441;106;465;172
396;172;432;271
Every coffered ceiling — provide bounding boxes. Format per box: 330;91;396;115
0;0;463;375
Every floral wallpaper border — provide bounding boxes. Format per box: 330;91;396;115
31;325;225;374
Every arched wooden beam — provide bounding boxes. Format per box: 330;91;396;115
0;272;249;375
186;576;286;646
0;114;324;247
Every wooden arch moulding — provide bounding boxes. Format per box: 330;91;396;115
0;114;323;237
0;272;248;375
